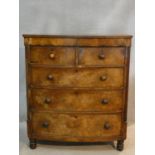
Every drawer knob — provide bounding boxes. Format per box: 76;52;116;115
101;99;109;105
49;53;55;59
100;75;107;81
47;75;54;80
42;122;49;128
98;53;105;59
44;98;51;104
104;122;111;130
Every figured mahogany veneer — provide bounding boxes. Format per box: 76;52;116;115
30;67;124;88
23;35;132;151
30;89;123;112
30;47;75;65
78;47;125;66
31;113;122;139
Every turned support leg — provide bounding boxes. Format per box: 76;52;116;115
116;140;124;151
29;139;37;149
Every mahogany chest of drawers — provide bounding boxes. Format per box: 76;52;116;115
23;35;132;151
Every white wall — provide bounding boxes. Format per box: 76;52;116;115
19;0;135;123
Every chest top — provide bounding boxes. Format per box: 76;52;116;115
23;35;132;46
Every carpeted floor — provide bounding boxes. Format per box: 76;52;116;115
19;122;135;155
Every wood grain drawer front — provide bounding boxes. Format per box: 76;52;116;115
31;89;123;112
30;47;75;65
79;47;125;66
31;113;122;138
31;68;124;88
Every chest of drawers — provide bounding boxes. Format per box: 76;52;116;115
23;35;132;151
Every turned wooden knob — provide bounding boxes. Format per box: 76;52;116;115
47;74;53;80
42;122;49;128
101;99;109;105
100;75;107;81
44;98;51;104
49;53;55;59
98;53;105;59
104;122;111;130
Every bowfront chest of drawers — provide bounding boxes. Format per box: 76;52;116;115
23;35;132;151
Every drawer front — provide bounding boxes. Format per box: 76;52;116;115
31;89;123;112
30;47;75;65
31;68;124;88
31;113;121;138
79;47;125;66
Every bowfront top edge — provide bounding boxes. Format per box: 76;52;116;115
23;34;132;47
23;34;132;38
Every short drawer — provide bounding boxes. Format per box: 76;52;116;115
30;89;123;112
31;113;122;138
78;47;125;66
30;46;75;65
30;67;124;88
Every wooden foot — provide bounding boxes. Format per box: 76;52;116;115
29;139;37;149
116;140;124;151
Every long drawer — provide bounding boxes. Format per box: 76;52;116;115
31;112;122;138
30;67;124;88
30;89;123;112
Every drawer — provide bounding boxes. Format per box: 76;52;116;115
30;67;124;88
78;47;125;66
31;89;123;112
30;47;75;65
31;113;122;138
